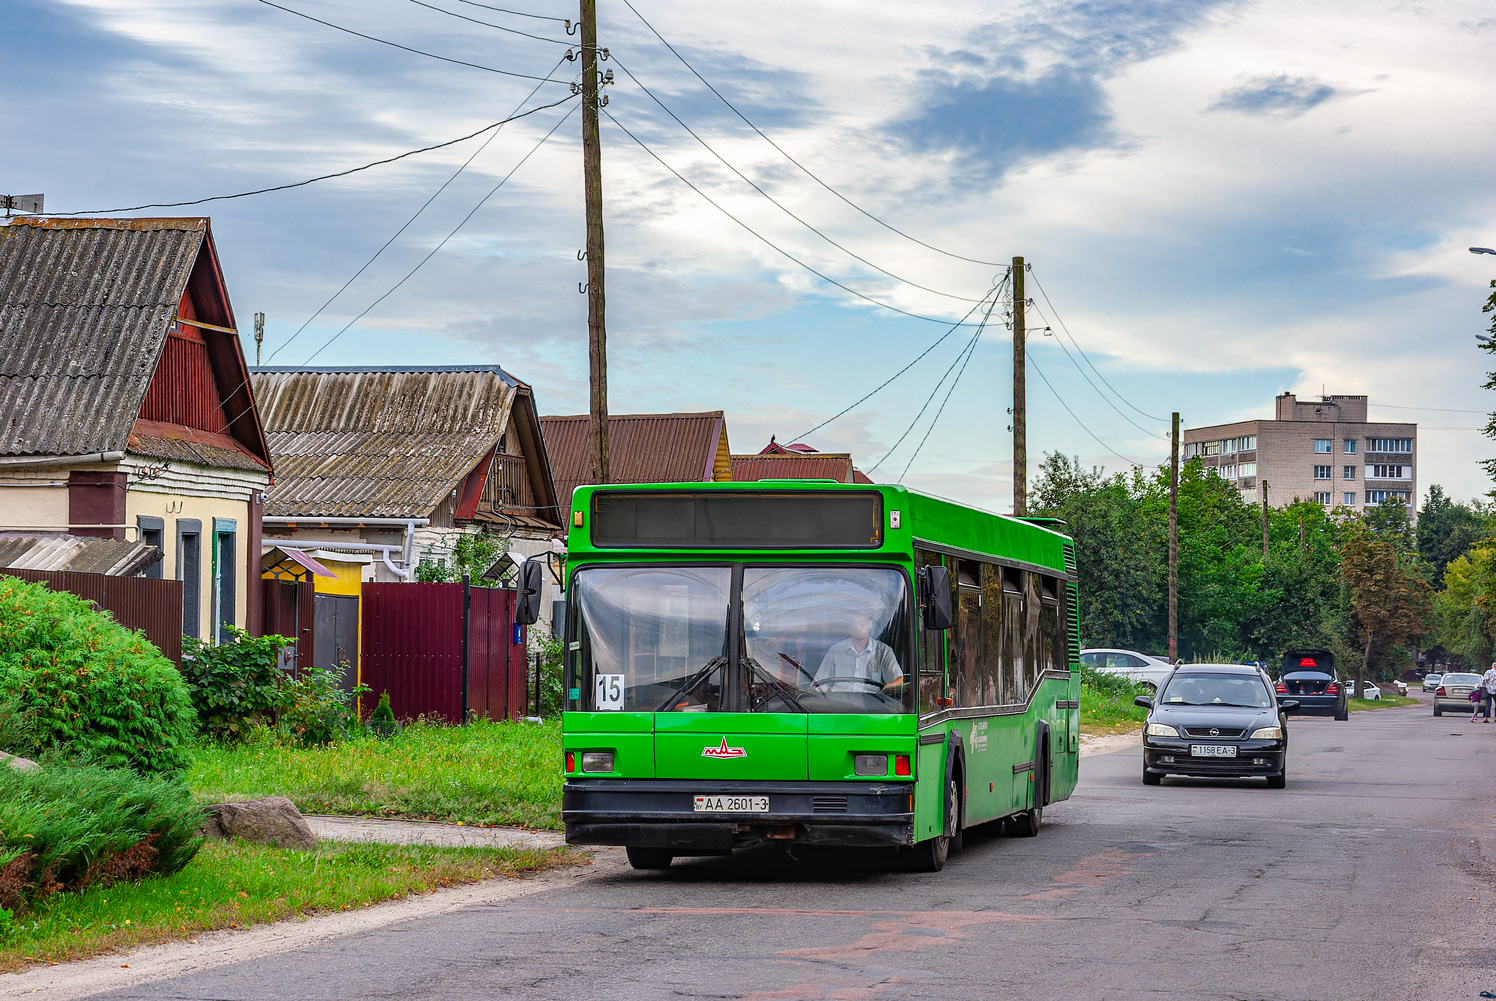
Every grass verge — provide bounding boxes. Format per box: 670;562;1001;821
1079;670;1150;735
1348;695;1418;712
0;838;579;972
188;719;563;829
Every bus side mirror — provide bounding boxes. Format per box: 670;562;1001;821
515;559;545;626
920;565;953;631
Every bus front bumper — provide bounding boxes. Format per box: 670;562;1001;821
562;778;916;850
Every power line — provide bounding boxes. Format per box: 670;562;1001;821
620;0;1003;268
453;0;569;23
1026;267;1167;423
405;0;569;44
607;55;985;304
1025;296;1166;440
298;103;580;368
604;109;990;327
898;295;1000;482
55;95;576;215
1371;403;1486;414
1026;347;1148;467
255;0;569;82
262;57;569;367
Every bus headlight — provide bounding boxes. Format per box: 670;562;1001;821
854;754;888;776
580;751;615;772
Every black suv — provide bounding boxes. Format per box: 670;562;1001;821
1275;649;1347;721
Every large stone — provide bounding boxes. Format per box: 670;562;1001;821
0;750;38;771
201;796;319;851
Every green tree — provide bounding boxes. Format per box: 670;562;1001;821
1340;531;1433;689
1417;485;1489;583
1433;543;1496;667
415;530;509;583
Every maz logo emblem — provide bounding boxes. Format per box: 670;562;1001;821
702;737;747;759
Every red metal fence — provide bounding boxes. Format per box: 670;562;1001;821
360;580;527;723
2;569;184;665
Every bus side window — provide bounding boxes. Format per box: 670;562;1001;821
1022;570;1042;694
953;560;982;709
915;549;948;715
1039;575;1063;673
979;563;1004;706
1002;568;1025;704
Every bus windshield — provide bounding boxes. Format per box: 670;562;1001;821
570;565;913;714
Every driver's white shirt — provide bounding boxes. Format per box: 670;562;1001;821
816;638;901;685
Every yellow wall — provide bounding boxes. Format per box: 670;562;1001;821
0;485;69;528
126;490;252;642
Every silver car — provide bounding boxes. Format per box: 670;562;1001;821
1422;672;1443;693
1433;673;1481;716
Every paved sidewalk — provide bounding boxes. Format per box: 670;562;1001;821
304;815;565;850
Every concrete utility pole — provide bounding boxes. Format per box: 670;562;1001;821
1168;412;1179;662
1012;257;1026;516
1261;480;1270;557
580;0;609;484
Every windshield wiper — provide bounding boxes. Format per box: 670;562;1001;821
658;656;726;712
744;656;807;713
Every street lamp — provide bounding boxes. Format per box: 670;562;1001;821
1472;248;1496;255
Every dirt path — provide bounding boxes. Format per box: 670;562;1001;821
1079;731;1139;757
304;816;564;849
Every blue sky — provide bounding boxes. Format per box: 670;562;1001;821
6;0;1495;510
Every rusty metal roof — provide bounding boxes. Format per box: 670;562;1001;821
0;218;207;456
540;412;729;502
253;366;521;518
729;452;855;482
0;533;162;576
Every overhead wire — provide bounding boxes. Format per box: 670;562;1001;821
606;54;985;303
261;55;572;367
897;294;1000;482
1024;295;1166;440
1025;347;1148;467
620;0;1003;268
604;109;991;327
452;0;569;23
404;0;569;44
1026;268;1167;423
55;95;577;215
254;0;569;82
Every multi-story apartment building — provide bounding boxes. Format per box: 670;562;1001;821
1180;394;1417;515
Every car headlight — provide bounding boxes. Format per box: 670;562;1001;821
1145;723;1180;737
1249;726;1282;739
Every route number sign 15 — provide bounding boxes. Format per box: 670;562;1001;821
595;674;625;710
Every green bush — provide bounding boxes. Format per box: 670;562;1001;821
0;577;195;774
0;764;202;913
278;665;365;746
179;628;291;741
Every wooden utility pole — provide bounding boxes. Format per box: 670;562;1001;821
1012;257;1026;516
580;0;609;484
1168;412;1179;662
1261;480;1270;556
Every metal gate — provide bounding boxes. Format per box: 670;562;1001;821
314;593;360;691
360;579;526;723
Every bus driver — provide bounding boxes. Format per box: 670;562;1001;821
815;611;905;692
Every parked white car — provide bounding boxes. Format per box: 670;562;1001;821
1080;648;1174;691
1348;680;1381;700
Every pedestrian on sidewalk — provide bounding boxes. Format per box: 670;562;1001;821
1482;662;1496;722
1470;687;1482;722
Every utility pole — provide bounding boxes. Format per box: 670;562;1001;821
1261;480;1270;556
1012;257;1026;516
580;0;609;484
1168;412;1179;663
253;312;265;367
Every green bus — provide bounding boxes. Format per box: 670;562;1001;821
552;481;1081;871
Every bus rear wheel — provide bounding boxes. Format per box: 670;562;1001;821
626;847;674;870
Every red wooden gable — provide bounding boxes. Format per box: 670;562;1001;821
139;293;230;432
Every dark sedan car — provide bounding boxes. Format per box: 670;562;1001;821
1137;664;1297;788
1275;648;1347;721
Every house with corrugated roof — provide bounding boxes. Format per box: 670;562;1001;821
0;216;273;641
730;436;873;483
249;365;564;653
539;411;733;504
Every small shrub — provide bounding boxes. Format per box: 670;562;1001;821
0;577;195;774
0;764;202;912
179;628;293;741
278;665;365;746
369;691;397;738
529;632;565;717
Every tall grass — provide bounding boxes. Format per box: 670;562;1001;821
1079;666;1152;733
189;718;563;830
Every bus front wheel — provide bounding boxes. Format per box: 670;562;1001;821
909;776;958;872
626;847;674;870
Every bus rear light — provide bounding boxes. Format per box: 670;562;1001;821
581;751;615;773
1275;681;1288;694
565;751;575;772
854;754;888;776
894;754;911;776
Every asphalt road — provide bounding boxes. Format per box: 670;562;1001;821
91;702;1496;1001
